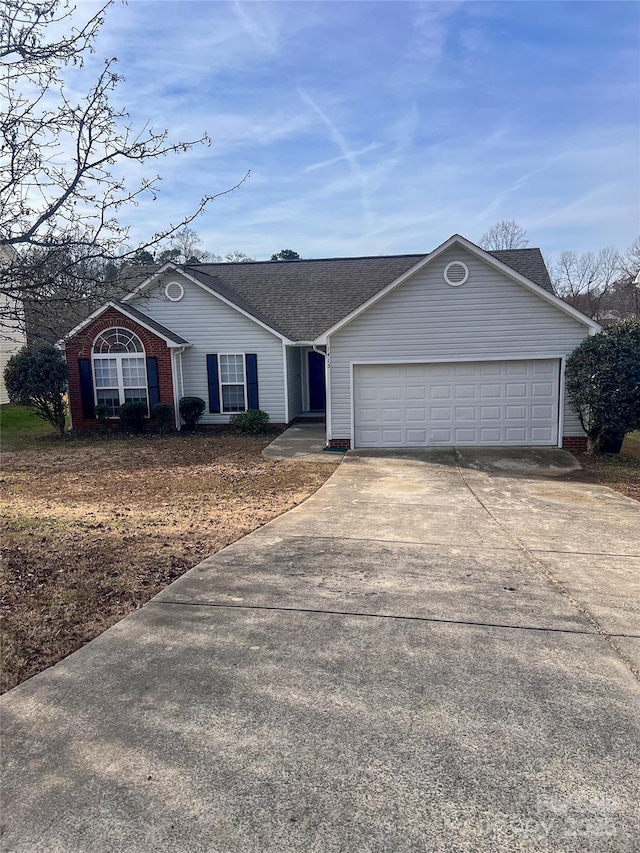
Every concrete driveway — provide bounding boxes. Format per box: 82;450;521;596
2;448;639;852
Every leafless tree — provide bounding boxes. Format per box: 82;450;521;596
606;237;640;321
550;247;622;320
618;236;640;281
479;220;529;251
155;228;221;264
224;250;254;263
0;0;247;332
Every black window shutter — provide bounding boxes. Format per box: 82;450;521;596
146;356;160;408
78;358;95;419
206;354;220;413
246;354;259;410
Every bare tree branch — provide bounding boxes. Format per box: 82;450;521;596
0;0;247;333
479;220;529;251
550;247;623;320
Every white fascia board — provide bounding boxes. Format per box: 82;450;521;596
314;234;601;343
126;265;294;344
56;301;191;348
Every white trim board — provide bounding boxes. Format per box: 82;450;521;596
316;235;601;343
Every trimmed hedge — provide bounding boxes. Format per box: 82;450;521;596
230;409;270;435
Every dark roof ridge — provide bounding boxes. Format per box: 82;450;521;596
185;246;545;268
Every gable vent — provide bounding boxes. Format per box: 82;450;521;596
165;281;184;302
444;261;469;287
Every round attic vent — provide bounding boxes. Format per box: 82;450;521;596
165;280;184;302
444;261;469;287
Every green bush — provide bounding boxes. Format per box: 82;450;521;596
152;402;173;434
566;320;640;454
179;396;206;430
230;408;270;435
94;403;112;434
118;401;147;432
3;345;68;436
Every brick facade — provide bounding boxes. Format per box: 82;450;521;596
329;438;351;449
66;307;175;430
561;436;587;453
331;437;586;453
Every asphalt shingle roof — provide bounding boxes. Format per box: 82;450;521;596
124;247;554;342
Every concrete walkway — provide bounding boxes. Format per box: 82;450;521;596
262;422;343;462
2;448;639;851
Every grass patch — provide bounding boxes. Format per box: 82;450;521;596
0;404;58;451
0;432;335;692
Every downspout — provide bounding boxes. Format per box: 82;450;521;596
171;346;186;431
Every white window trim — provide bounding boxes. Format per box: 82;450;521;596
218;353;248;414
92;329;149;417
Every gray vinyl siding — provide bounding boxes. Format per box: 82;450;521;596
131;274;286;423
329;246;590;440
286;346;303;421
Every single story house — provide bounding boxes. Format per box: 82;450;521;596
61;234;600;451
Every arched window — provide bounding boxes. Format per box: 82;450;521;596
92;328;148;417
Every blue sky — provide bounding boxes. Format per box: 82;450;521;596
72;1;638;260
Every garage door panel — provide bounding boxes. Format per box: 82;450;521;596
506;405;526;419
480;406;501;419
506;427;528;442
532;382;553;396
406;385;426;400
431;407;452;420
430;428;453;442
430;385;452;400
354;360;559;448
480;427;502;442
506;383;527;397
531;427;554;441
406;407;427;421
532;405;553;419
454;406;477;420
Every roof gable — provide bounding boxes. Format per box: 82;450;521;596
123;264;293;342
115;237;593;342
58;301;190;348
316;235;600;341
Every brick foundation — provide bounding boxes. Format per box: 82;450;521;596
66;307;175;430
561;436;587;452
329;438;351;450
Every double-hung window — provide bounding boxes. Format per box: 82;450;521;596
219;354;247;413
92;328;148;416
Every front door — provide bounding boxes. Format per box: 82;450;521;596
308;351;326;411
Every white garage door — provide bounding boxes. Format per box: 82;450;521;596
354;360;560;448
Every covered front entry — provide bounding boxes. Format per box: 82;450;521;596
353;359;560;448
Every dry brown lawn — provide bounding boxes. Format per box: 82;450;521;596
0;432;335;693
